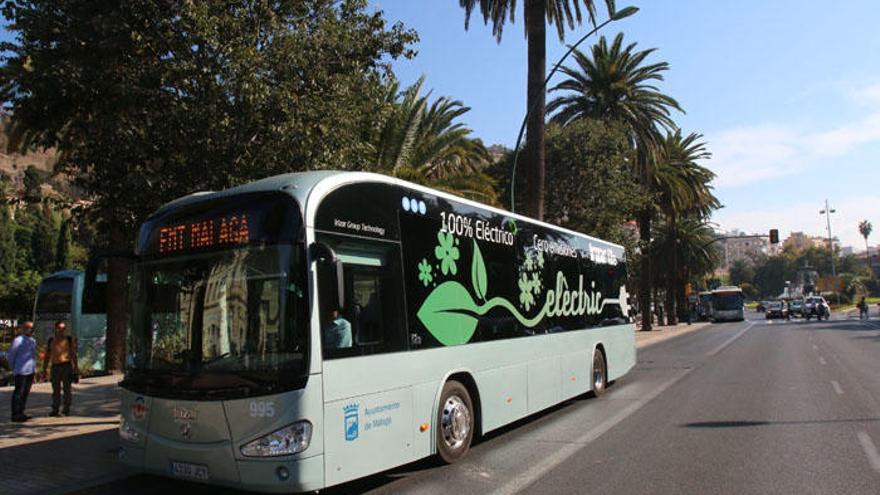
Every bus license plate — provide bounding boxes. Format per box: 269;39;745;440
169;461;209;481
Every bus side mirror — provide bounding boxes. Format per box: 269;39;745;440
84;249;138;311
311;242;345;311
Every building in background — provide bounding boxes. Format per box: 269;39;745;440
717;230;769;270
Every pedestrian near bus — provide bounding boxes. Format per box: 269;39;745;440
42;321;79;416
8;321;37;422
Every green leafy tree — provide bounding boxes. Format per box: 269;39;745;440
653;131;717;323
459;0;616;220
729;259;755;287
2;0;416;370
55;217;71;271
547;32;682;330
373;77;498;205
542;119;647;244
22;165;42;202
859;220;873;270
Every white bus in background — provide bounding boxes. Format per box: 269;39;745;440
711;286;745;322
33;270;107;372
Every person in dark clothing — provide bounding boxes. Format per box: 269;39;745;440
8;321;37;422
42;321;79;416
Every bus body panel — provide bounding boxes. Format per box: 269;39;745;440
323;383;415;486
320;322;635;486
119;376;326;493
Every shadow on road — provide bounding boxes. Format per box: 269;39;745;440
682;417;880;429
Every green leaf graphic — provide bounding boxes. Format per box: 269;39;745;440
417;281;479;346
471;240;488;301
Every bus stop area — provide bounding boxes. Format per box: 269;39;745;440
0;322;708;495
0;374;128;494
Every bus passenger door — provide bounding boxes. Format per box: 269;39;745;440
315;235;414;485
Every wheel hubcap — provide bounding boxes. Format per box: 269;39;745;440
593;354;605;391
441;395;471;450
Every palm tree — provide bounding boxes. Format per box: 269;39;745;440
459;0;616;220
546;32;682;330
654;130;718;324
859;220;873;270
372;77;499;205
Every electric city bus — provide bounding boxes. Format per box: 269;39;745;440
711;286;745;322
34;270;108;371
107;171;635;492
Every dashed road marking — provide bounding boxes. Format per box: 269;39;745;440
706;322;755;357
858;431;880;473
813;344;819;351
831;380;844;395
819;356;827;365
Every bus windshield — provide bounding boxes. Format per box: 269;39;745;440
35;278;74;314
713;292;744;311
126;244;309;398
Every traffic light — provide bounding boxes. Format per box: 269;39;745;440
769;229;779;244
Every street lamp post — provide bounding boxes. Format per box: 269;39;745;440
508;6;639;212
819;199;840;304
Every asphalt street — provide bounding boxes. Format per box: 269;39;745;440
73;313;880;495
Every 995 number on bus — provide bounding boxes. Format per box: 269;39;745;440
249;400;275;418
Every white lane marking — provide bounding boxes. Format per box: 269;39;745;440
819;356;827;365
813;344;819;351
858;431;880;473
706;322;755;357
831;380;844;395
490;370;691;495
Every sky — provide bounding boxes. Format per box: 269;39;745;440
372;0;880;251
2;2;878;250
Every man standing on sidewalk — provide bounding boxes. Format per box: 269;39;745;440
8;321;37;422
42;321;78;416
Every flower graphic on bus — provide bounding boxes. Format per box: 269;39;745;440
343;404;359;441
417;259;433;287
415;227;629;347
518;273;536;311
434;231;460;275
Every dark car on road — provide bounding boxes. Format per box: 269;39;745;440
765;301;789;320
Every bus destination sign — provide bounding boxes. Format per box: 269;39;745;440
158;214;251;254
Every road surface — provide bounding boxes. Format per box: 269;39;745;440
74;313;880;494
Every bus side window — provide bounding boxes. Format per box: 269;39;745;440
317;234;407;359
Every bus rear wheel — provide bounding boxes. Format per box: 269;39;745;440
436;380;474;463
592;348;607;397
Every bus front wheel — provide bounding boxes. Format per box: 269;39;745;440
436;380;474;463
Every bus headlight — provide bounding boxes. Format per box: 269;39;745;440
240;421;312;457
119;417;141;443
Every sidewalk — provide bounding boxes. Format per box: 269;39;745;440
0;322;711;494
635;321;710;349
0;374;130;495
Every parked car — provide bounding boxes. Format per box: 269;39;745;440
804;296;830;321
765;300;789;320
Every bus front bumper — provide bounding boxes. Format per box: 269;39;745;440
119;445;325;493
